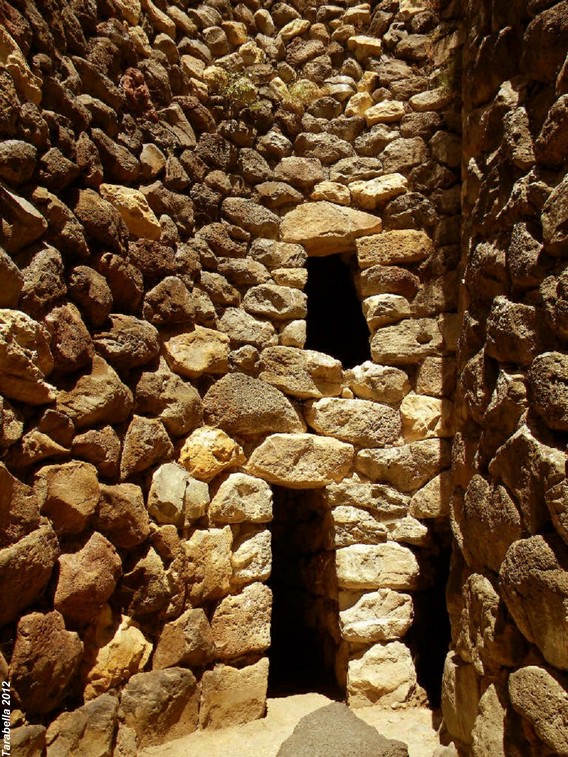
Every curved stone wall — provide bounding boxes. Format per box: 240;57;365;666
443;1;568;755
0;0;565;753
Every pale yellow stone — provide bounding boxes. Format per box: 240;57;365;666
357;229;434;268
246;433;354;489
199;658;269;729
231;528;272;587
209;473;272;524
280;19;310;40
240;41;265;66
363;294;412;330
471;684;506;757
140;143;166;178
109;0;141;24
211;583;272;659
185;526;233;603
281;201;382;255
99;184;161;240
141;0;176;38
279;320;306;348
409;471;452;519
336;543;420;590
311;181;351;206
350;174;408;209
83;609;152;700
385;515;430;546
365;101;405;125
128;26;152;57
0;27;42;105
182;55;206;80
400;393;455;441
347;641;417;708
272;268;308;289
179;427;245;482
410;87;453;112
358;71;379;93
346;35;382;59
222;21;248;46
345;92;374;118
164;327;229;379
339;589;413;643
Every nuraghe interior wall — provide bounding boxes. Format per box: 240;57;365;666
0;0;565;754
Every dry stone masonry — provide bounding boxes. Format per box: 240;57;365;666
0;0;565;754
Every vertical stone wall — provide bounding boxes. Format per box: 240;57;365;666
0;0;465;752
444;0;568;754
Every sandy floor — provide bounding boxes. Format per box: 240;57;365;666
141;694;443;757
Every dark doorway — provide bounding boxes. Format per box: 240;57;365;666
407;525;453;707
268;486;341;698
305;254;371;369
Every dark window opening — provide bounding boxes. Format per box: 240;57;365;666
407;525;453;708
305;254;371;369
268;486;342;698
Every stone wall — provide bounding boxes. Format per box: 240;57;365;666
0;0;464;751
443;0;568;755
0;0;565;753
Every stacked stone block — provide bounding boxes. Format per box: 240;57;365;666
0;0;465;752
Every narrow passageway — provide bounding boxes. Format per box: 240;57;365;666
305;255;371;369
268;486;342;699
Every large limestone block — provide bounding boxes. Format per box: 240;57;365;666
441;653;480;749
210;473;272;524
10;610;83;715
99;184;161;240
409;471;452;519
57;356;133;428
0;523;60;626
350;174;408;209
148;462;209;526
508;666;568;756
363;294;412;329
35;461;99;537
330;506;387;548
199;658;269;729
222;198;279;238
400;394;454;441
365;101;405;124
542;173;568;254
231;527;272;587
46;693;119;757
204;373;305;437
500;535;568;670
357;230;434;268
371;319;444;364
260;346;343;398
242;284;307;320
339;589;413;643
185;527;233;604
336;543;420;590
179;427;245;482
356;439;451;492
347;641;417;708
152;609;215;670
94;315;160;373
119;668;199;748
246;433;354;488
164;327;229;378
326;476;410;518
306;397;401;448
54;533;122;626
529;352;568;431
0;26;42;105
280;201;382;255
345;362;411;404
82;611;152;700
211;582;272;659
0;309;56;405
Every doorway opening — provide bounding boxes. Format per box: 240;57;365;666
268;486;342;698
407;523;453;707
305;254;371;369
